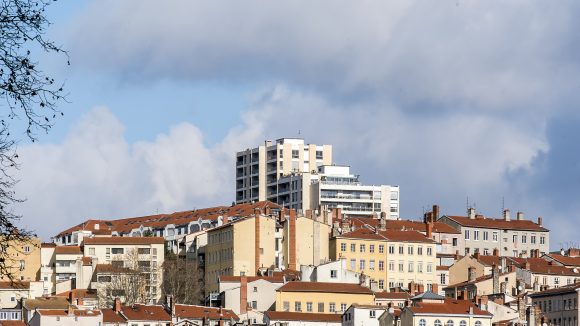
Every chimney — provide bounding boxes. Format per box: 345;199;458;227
240;276;248;315
288;209;297;270
537;216;542;226
425;221;433;239
469;306;474;315
254;207;261;217
223;215;229;225
114;297;122;313
503;209;511;221
468;267;476;282
517;211;524;221
433;205;440;221
336;208;342;223
379;212;387;231
474;251;480;260
525;260;530;270
68;291;74;304
468;208;476;219
255;214;261;273
417;284;425;294
264;206;271;216
278;209;285;222
492;264;500;294
461;290;469;300
493;248;499;257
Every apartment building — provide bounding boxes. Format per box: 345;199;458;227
275;282;374;314
0;237;41;283
342;304;386;326
311;165;400;219
529;283;580;326
83;237;165;304
204;208;333;296
330;224;437;292
517;258;580;289
264;311;342;326
444;266;518;299
543;248;580;269
439;208;550;258
235;138;332;205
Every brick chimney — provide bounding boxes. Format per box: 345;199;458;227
255;215;261;273
432;283;439;294
425;221;433;239
517;211;524;221
468;208;476;219
503;209;511;221
492;264;500;293
254;207;261;217
288;209;297;270
240;276;248;315
493;248;499;257
537;216;542;226
433;205;440;221
114;297;121;313
305;209;312;219
379;212;387;231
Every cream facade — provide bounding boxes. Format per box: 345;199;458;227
0;237;41;282
235;138;332;206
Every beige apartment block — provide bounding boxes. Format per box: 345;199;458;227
444;265;518;299
330;223;437;292
529;283;580;326
0;237;41;283
235;138;332;207
40;243;56;295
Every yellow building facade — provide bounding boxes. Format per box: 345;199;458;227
0;237;41;282
330;227;437;291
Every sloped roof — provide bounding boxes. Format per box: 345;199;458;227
375;291;412;300
101;309;126;323
24;297;70;310
0;281;30;290
54;246;82;255
277;281;373;294
443;215;548;232
351;218;460;234
337;228;435;243
529;283;580;298
544;254;580;267
83;236;164;245
411;291;445;301
219;275;285;284
408;299;492;316
37;309;101;317
174;304;239;320
56;201;280;237
265;311;342;322
120;304;171;321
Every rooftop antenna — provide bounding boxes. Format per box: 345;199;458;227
466;196;470;210
501;196;505;216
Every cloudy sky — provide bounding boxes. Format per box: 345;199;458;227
7;1;580;247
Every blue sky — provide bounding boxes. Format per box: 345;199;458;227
7;1;580;248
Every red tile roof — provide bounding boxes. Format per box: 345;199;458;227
529;283;580;298
0;281;30;289
174;304;239;320
54;246;82;255
120;304;171;321
545;254;580;267
375;291;412;300
56;201;280;237
219;275;285;283
101;309;126;323
41;243;56;248
351;218;460;234
265;311;342;322
37;309;101;317
408;299;492;316
443;215;548;232
0;321;27;326
23;297;70;310
277;281;373;294
56;288;98;299
83;236;165;245
338;228;435;243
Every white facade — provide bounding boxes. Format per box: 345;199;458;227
342;304;386;326
300;259;368;286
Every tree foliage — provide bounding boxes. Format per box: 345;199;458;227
162;254;203;305
0;0;67;280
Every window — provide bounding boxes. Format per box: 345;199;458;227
493;232;498;242
440;273;446;285
388;245;395;254
419;319;426;326
417;263;423;273
531;236;536;244
283;301;290;311
19;260;25;271
341;243;346;252
89;248;95;255
418;246;423;255
318;302;324;312
341;303;347;312
252;301;257;309
475;322;482;326
370;310;377;318
379;280;384;289
111;248;124;254
435;320;442;326
555;277;560;286
522;235;527;244
513;235;518;243
465;248;470;255
408;262;414;272
360;244;366;252
253;287;258;292
399;245;404;254
295;301;302;312
329;303;336;313
330;270;337;278
307;302;313;312
350;244;356;252
427;247;433;256
427;264;433;273
388;261;394;271
483;232;489;241
23;246;30;253
465;230;470;240
399;261;404;272
540;237;545;245
447;320;454;326
360;260;366;270
460;321;467;326
408;246;414;255
138;248;150;255
316;150;323;160
379;245;385;253
474;231;479;241
379;260;385;271
292;150;299;159
370;260;375;270
350;259;356;271
370;245;375;253
453;238;458;246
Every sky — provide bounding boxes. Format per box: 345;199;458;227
5;0;580;247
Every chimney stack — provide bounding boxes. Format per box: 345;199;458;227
503;209;511;221
517;211;524;221
468;208;476;219
493;248;499;256
537;216;542;226
254;207;261;217
425;221;433;239
379;212;387;231
264;206;271;216
492;264;500;293
288;209;297;271
114;297;121;313
433;205;440;221
240;276;248;314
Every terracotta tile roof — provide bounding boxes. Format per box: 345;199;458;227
529;283;580;298
0;321;27;326
408;299;492;316
24;297;71;310
436;266;450;271
101;309;126;323
83;236;165;245
56;288;98;299
219;275;285;283
272;269;301;281
351;218;461;234
0;281;30;289
443;215;548;232
174;304;239;320
265;311;342;322
94;264;136;274
54;246;82;255
81;257;93;266
375;291;412;300
445;271;514;289
277;281;373;294
120;304;171;321
41;242;56;248
37;309;101;317
351;304;387;309
526;260;580;276
545;254;580;267
338;228;435;244
56;201;280;237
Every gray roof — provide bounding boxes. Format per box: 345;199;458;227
411;291;445;301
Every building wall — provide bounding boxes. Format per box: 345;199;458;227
40;246;56;295
531;289;579;326
221;279;282;316
275;291;374;314
448;256;486;285
400;309;492;326
28;314;102;326
343;306;385;326
291;217;331;268
0;237;41;282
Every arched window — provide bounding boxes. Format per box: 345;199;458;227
475;321;482;326
447;320;454;326
435;320;442;326
419;319;426;326
460;321;467;326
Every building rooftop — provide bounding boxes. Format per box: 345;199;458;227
54;246;82;255
24;297;71;310
375;291;412;300
174;304;239;320
36;309;101;317
277;281;373;295
443;215;548;232
265;311;342;322
407;299;492;316
101;309;126;323
83;236;165;245
337;227;435;244
544;253;580;267
351;218;460;234
219;275;285;284
529;283;580;298
120;304;171;321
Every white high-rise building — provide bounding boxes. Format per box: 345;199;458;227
235;139;400;219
